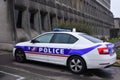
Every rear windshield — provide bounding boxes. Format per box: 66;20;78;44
80;34;103;43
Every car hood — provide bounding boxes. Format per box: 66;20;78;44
15;41;30;46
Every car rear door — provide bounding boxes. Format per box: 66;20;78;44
47;33;78;65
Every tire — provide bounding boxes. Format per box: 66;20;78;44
67;56;86;74
15;49;26;63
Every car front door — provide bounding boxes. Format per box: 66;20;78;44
26;33;54;62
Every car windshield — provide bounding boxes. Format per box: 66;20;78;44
80;34;103;43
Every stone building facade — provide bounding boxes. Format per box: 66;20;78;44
0;0;114;44
110;18;120;38
114;18;120;29
96;0;110;10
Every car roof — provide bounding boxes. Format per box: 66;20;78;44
44;31;85;35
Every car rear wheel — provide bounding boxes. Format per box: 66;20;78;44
15;49;26;63
67;56;86;74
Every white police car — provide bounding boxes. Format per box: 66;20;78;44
13;32;116;74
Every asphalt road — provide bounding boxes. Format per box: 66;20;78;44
0;51;120;80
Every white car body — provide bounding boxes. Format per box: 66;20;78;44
13;32;116;73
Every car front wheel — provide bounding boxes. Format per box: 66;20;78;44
15;49;26;63
67;56;86;74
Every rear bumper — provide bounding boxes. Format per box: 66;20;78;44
86;54;116;69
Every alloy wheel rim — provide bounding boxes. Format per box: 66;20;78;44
16;50;24;61
70;58;82;72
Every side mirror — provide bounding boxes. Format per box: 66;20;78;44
31;39;38;43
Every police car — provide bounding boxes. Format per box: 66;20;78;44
13;31;116;74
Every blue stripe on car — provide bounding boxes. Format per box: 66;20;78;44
14;44;101;56
106;44;115;54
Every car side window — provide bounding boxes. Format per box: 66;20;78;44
69;35;78;43
34;33;54;43
51;33;78;44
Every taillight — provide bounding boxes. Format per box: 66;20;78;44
98;48;109;55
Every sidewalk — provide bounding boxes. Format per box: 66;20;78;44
114;60;120;67
0;43;13;51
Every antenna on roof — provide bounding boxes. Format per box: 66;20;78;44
72;28;76;32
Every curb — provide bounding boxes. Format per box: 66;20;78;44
113;60;120;67
0;43;13;51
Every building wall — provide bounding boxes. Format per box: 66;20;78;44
114;18;120;29
96;0;110;10
79;0;113;38
0;0;114;43
110;18;120;38
0;0;13;43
